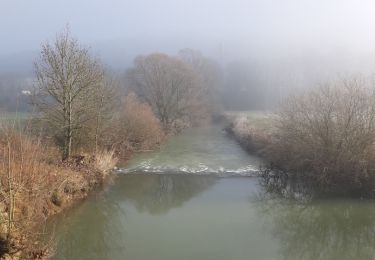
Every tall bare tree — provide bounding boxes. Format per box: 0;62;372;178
179;48;222;116
126;53;201;131
33;28;104;159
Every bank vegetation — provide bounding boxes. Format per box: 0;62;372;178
226;76;375;197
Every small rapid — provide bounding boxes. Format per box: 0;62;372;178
117;125;262;176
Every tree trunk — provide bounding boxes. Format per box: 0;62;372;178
63;95;72;160
67;93;72;159
7;140;13;237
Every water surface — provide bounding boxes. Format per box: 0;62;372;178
119;126;261;175
51;126;375;260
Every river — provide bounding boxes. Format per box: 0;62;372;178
50;126;375;260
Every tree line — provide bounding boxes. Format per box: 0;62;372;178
31;28;222;159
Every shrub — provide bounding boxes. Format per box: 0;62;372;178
266;77;375;194
226;113;273;153
114;93;164;153
92;150;118;174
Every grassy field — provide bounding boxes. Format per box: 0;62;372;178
224;110;276;133
0;112;31;127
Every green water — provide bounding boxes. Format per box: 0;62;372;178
51;126;375;260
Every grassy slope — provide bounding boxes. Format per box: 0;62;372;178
224;110;276;133
223;111;276;154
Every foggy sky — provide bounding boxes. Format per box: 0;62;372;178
3;0;375;109
2;0;375;57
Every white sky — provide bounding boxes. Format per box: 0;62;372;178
1;0;375;56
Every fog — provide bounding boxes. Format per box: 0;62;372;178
2;0;375;109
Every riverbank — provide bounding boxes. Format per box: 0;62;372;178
0;121;168;259
224;89;375;197
223;111;275;155
0;130;119;259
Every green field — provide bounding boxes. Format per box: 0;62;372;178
0;112;31;126
224;110;276;132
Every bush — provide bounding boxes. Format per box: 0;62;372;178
267;77;375;194
92;150;118;174
113;93;164;153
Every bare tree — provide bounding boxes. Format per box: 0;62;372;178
126;53;202;131
33;28;104;159
179;48;223;118
267;76;375;193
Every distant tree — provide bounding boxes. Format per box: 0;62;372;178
33;28;104;159
91;75;119;153
179;49;222;117
223;61;264;110
126;53;202;131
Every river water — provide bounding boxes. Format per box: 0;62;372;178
51;126;375;260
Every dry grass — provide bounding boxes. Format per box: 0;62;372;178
92;150;118;175
0;126;116;259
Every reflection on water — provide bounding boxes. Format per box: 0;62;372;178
51;125;375;260
114;174;217;215
51;174;218;260
256;189;375;260
50;194;127;260
51;176;375;260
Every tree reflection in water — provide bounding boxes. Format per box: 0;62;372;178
50;174;217;259
113;174;217;215
256;181;375;260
